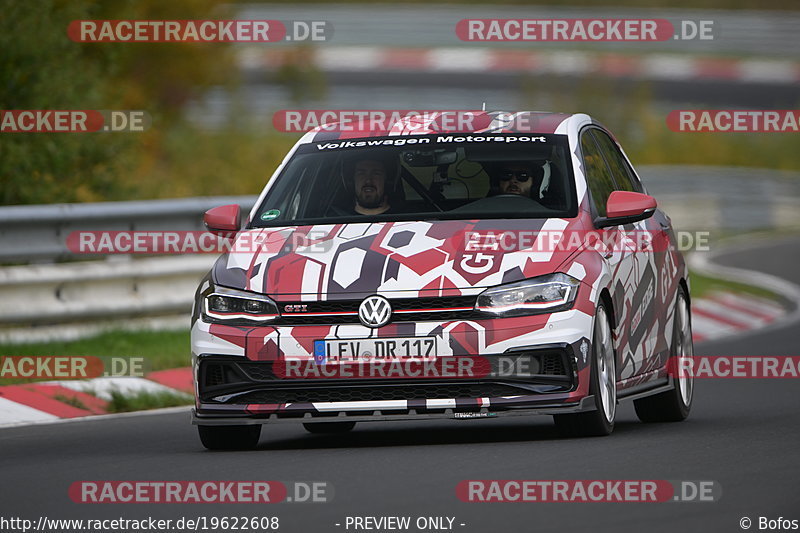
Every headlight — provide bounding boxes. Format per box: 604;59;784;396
475;273;580;317
203;286;279;324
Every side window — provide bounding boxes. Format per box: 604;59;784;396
591;130;642;193
580;131;616;217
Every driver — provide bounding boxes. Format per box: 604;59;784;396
352;158;393;215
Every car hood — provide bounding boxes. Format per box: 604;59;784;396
212;219;586;300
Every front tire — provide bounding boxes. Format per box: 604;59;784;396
634;287;694;422
554;303;616;437
198;425;261;450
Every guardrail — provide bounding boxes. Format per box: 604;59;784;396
0;196;256;264
0;255;215;343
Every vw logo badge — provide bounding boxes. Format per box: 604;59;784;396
358;295;392;328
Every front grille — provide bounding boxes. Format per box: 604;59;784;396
274;296;477;325
389;296;475;310
223;383;527;404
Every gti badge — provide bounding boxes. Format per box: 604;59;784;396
358;295;392;328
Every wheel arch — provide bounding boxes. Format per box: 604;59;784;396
679;277;691;307
598;287;616;332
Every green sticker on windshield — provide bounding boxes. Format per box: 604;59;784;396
260;209;281;221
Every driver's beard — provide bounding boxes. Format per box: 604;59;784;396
356;192;385;209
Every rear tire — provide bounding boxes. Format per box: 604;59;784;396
634;287;694;422
554;303;616;437
198;425;261;450
303;421;356;434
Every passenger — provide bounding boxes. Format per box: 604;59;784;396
497;162;536;197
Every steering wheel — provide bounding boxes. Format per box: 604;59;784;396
493;194;540;203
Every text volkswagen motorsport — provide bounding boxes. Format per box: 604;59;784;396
191;111;694;450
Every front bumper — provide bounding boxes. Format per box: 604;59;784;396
191;308;596;424
192;342;592;425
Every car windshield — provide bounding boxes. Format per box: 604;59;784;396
251;133;577;227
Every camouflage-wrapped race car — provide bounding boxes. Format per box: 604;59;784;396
191;111;694;449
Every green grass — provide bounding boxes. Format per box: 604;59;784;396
0;330;193;413
689;269;783;302
0;329;190;385
53;393;89;411
106;388;193;413
0;329;195;412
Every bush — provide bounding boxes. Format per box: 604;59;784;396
0;0;236;205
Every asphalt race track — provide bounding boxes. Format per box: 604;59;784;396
1;237;798;533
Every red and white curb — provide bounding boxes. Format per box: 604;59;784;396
239;46;800;85
0;290;787;428
0;369;193;427
691;291;786;343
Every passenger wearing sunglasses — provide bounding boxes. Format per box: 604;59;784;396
497;163;536;197
491;160;552;201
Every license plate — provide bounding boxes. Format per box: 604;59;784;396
313;337;438;364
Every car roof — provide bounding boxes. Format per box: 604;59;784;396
298;111;594;145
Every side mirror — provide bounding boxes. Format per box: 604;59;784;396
596;191;657;228
204;204;241;237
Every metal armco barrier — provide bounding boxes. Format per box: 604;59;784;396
0;255;214;324
0;195;253;342
0;196;256;263
0;255;216;343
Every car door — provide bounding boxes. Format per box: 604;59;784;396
591;129;675;373
580;127;655;381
